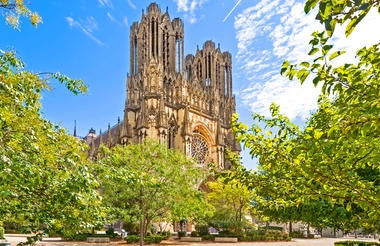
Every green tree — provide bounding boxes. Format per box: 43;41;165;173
98;140;212;242
206;175;253;234
0;0;42;28
0;51;104;240
231;0;380;231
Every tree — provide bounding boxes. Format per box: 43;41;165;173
97;140;212;243
231;0;380;231
0;50;104;240
0;0;42;28
206;175;253;234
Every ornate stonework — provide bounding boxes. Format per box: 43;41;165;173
86;2;240;169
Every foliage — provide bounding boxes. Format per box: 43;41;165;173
177;231;186;238
334;241;380;246
195;224;210;236
0;50;104;242
231;0;380;232
144;235;164;244
206;173;253;235
125;235;140;244
97;140;212;237
0;226;4;239
0;0;42;28
239;229;289;242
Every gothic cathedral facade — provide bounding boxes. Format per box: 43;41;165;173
87;3;240;168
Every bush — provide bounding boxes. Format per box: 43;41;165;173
125;235;140;244
334;241;380;246
290;231;304;238
70;233;92;241
240;229;289;242
260;226;284;231
202;234;215;240
0;227;4;239
144;235;163;244
177;231;186;238
106;228;117;238
191;231;200;237
195;224;210;236
157;231;171;239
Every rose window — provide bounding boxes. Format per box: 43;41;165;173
191;131;209;165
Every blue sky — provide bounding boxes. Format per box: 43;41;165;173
2;0;380;169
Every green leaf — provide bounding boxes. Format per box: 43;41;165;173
304;0;319;14
329;50;346;61
308;47;319;55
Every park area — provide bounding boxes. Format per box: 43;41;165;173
3;234;379;246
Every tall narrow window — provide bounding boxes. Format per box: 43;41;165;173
224;65;228;95
133;36;138;75
206;53;211;86
151;19;155;58
175;34;182;73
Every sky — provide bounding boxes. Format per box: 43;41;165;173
2;0;380;169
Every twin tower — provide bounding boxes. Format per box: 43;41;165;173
87;3;240;168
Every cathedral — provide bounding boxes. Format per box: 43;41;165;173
86;2;240;169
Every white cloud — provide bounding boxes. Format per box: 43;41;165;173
107;12;116;23
123;16;129;27
65;16;104;46
127;0;136;9
234;0;380;121
173;0;208;23
98;0;113;9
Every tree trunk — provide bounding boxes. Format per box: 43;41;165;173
289;222;293;233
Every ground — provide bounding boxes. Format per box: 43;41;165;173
4;235;379;246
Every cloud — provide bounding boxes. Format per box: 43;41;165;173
98;0;113;9
234;0;380;121
127;0;136;9
65;16;104;45
173;0;208;23
107;12;116;23
123;16;129;27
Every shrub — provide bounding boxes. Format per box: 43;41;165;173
144;235;163;244
106;228;117;238
260;226;284;231
177;231;186;238
334;241;380;246
157;231;171;239
290;231;304;238
191;231;200;237
0;227;4;239
202;234;215;240
125;235;140;244
240;229;288;242
70;233;92;241
195;224;210;236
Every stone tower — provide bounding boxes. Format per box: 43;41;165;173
88;2;240;169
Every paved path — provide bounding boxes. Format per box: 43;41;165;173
4;235;379;246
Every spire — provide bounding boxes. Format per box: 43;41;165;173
99;129;103;144
120;110;132;141
74;120;77;137
106;123;112;147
